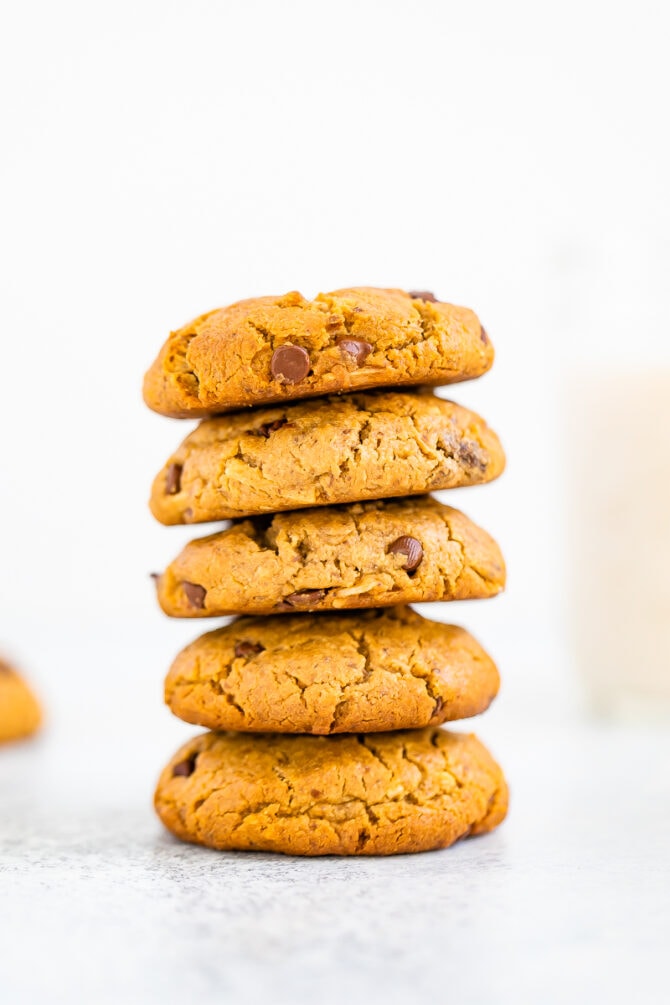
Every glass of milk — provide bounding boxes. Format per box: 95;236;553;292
565;370;670;718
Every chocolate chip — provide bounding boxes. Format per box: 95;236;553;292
247;418;289;438
480;325;489;345
311;789;322;799
432;696;444;718
165;463;182;495
172;756;197;778
270;344;310;384
183;582;206;609
458;441;487;471
234;641;265;659
388;536;424;572
281;589;327;608
338;339;373;365
149;572;160;582
408;290;437;303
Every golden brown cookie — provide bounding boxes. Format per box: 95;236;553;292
165;607;500;733
154;727;508;856
154;496;505;617
0;659;42;744
149;390;505;525
143;287;494;418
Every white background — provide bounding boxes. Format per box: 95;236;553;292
1;0;669;751
2;3;670;1003
3;0;670;741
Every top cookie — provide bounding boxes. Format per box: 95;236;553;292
143;287;493;417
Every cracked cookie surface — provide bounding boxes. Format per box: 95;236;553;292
0;659;41;744
165;607;500;733
154;727;508;855
154;496;505;617
150;390;505;525
143;287;494;418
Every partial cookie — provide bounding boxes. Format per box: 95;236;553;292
150;390;505;525
165;607;500;733
143;287;494;418
0;659;42;744
154;496;505;617
154;727;508;856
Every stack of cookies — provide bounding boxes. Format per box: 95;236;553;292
144;287;508;856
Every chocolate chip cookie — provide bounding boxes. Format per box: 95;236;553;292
143;287;494;417
149;390;505;525
153;496;505;617
154;727;508;855
165;607;500;733
0;659;42;744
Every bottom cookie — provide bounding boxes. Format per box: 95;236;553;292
154;728;508;856
0;659;42;744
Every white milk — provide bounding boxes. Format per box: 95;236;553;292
565;371;670;718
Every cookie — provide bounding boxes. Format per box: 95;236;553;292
143;287;494;418
154;496;505;617
149;390;505;525
0;659;42;744
154;727;508;856
165;607;500;733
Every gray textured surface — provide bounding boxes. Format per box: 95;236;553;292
2;716;669;1005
